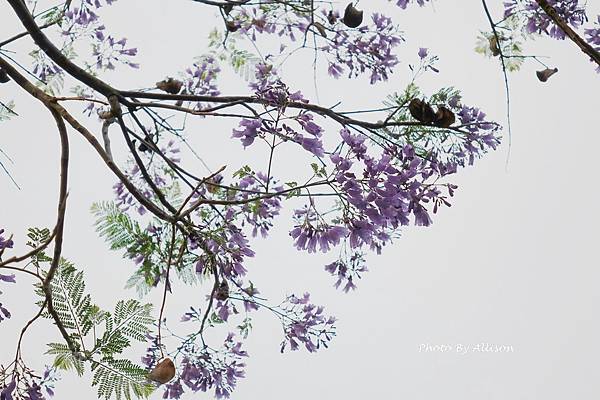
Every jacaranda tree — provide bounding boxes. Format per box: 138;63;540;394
0;0;598;398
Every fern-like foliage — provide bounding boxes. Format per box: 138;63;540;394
42;260;155;400
92;201;200;296
91;359;154;400
91;202;145;252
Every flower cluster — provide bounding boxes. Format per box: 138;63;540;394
394;0;431;9
323;13;403;84
585;16;600;71
290;207;348;253
234;172;283;238
324;252;368;293
91;32;139;70
182;56;221;109
231;118;263;148
504;0;587;40
161;333;248;399
279;293;336;353
0;366;58;400
62;0;137;72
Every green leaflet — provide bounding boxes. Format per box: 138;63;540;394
42;259;155;400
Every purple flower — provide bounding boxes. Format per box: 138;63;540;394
0;229;14;251
418;47;428;59
1;380;16;400
0;274;16;283
232;119;262;147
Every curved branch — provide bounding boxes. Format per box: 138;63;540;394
535;0;600;66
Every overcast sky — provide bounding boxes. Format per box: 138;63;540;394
2;0;600;399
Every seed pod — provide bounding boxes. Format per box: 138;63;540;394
225;20;239;33
408;98;436;124
313;21;327;38
149;358;176;385
0;68;10;83
156;78;183;94
215;280;229;301
536;67;558;82
342;3;363;28
433;106;456;128
488;36;500;57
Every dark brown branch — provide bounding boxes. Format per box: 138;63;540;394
0;19;58;48
535;0;600;67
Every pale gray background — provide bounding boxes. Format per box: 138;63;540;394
1;0;600;399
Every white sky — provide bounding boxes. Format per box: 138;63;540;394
1;0;600;399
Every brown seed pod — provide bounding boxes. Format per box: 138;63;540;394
536;67;558;82
156;78;183;94
225;20;239;33
215;280;229;301
408;98;436;124
0;68;10;83
488;36;500;57
433;106;456;128
342;3;363;28
148;358;176;385
313;21;327;38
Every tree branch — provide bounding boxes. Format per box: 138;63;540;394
535;0;600;66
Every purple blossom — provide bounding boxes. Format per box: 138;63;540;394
232;119;262;147
280;293;336;353
504;0;587;40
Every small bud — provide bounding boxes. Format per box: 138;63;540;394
327;10;337;25
433;105;456;128
408;98;436;124
0;68;10;83
342;3;363;28
149;358;176;385
138;134;153;152
536;67;558;82
215;280;229;301
156;78;183;94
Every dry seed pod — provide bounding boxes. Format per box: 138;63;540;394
488;36;500;57
156;78;183;94
0;68;10;83
342;3;363;28
433;106;456;128
215;280;229;301
408;98;436;124
313;21;327;38
536;67;558;82
149;358;176;384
